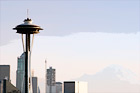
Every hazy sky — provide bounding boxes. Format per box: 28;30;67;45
0;0;140;92
0;0;139;45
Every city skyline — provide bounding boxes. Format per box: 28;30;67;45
0;0;140;93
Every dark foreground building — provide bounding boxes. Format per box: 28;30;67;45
64;81;88;93
0;79;20;93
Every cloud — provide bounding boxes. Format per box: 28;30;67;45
0;0;139;46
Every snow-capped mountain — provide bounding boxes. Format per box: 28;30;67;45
74;64;140;93
97;64;140;84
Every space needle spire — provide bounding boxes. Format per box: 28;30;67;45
13;13;43;93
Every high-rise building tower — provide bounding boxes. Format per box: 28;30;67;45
46;67;56;93
16;53;25;93
0;65;10;93
0;65;20;93
0;65;10;81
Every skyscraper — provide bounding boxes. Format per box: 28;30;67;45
0;65;10;93
46;67;56;93
16;53;25;93
0;65;20;93
0;65;10;81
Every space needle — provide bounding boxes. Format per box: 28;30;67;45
13;14;43;93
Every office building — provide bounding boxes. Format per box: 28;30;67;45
32;77;38;93
56;82;62;93
0;65;10;93
16;53;25;93
0;65;10;81
46;67;56;93
64;81;88;93
38;87;40;93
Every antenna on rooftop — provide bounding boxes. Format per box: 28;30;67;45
32;69;34;77
45;59;47;93
27;9;29;18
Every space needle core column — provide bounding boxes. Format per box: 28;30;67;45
13;18;43;93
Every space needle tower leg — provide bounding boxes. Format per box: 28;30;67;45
25;33;30;93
